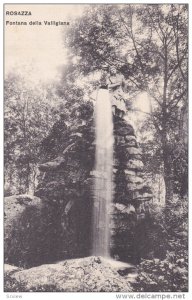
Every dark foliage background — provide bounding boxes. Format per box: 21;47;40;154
4;4;188;292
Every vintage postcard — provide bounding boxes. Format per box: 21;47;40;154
4;3;188;296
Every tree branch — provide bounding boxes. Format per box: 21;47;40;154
172;11;187;81
167;50;187;81
168;89;187;109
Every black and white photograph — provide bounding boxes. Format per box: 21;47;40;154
4;2;188;294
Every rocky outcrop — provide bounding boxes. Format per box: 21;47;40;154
110;117;152;263
8;257;133;292
35;120;95;261
4;112;153;268
110;203;136;262
114;117;152;207
4;116;152;268
34;115;152;263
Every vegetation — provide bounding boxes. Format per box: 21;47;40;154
134;196;188;292
4;4;188;292
65;4;188;204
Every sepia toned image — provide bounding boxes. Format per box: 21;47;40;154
4;3;188;293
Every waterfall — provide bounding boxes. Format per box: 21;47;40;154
92;88;114;257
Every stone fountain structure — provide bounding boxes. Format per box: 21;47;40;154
34;90;152;264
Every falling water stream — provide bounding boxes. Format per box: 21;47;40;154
90;88;137;282
92;88;114;257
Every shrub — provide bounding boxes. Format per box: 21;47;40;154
134;195;188;292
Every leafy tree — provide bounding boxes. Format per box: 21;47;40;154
4;73;62;194
4;68;91;195
65;4;188;203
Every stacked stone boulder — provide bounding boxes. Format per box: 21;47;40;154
110;117;152;263
113;117;152;210
35;115;152;263
5;113;152;268
35;118;96;260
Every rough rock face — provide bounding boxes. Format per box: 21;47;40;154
110;203;137;263
10;257;133;292
34;115;152;265
35;119;95;260
110;117;152;263
114;117;152;206
4;115;152;268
